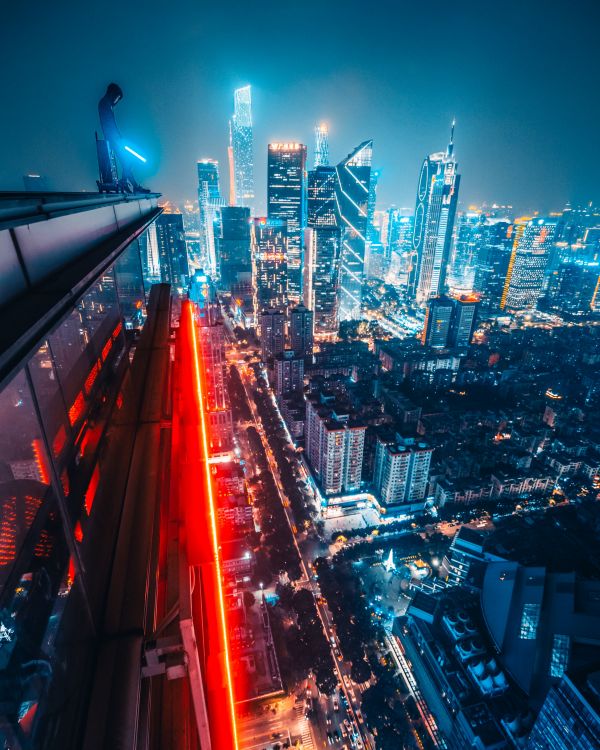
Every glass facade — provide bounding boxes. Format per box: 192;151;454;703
0;237;149;747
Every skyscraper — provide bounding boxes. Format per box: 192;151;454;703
448;295;478;348
336;140;373;320
218;206;251;288
314;123;329;167
252;217;288;311
422;296;454;348
267;142;307;303
197;160;223;276
501;218;557;311
289;303;314;356
155;212;190;290
306;165;343;334
230;85;255;207
259;307;285;363
373;434;433;509
410;125;460;303
448;211;485;293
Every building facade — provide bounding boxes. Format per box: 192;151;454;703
252;218;288;311
289;303;314;357
230;85;255;207
267;142;307;303
410;128;460;303
155;212;190;290
197;159;223;277
374;435;433;508
218;206;252;289
336;140;373;320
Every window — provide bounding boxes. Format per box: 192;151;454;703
549;634;570;677
520;602;541;639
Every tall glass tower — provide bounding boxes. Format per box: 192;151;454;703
306;166;342;334
336;140;373;320
230;85;255;208
410;124;460;303
267;142;307;304
197;159;223;277
314;123;329;168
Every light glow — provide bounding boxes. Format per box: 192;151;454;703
124;145;147;162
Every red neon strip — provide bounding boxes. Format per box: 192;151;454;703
178;301;239;748
31;439;50;485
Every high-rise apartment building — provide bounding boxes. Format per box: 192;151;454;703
155;212;190;290
274;350;304;397
252;217;288;311
267;142;307;303
289;303;314;357
305;393;366;495
306;166;343;334
373;434;433;509
336;140;373;320
410;126;460;303
230;85;255;207
501;218;557;311
314;123;329;167
197;159;223;276
259;307;285;363
218;206;251;288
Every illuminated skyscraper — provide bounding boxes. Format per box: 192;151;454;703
314;123;329;167
306;165;342;334
252;217;288;310
218;206;251;288
267;143;307;303
155;212;190;291
197;160;223;277
336;140;373;320
410;125;460;303
472;218;513;310
501;218;557;311
230;85;255;207
448;211;485;293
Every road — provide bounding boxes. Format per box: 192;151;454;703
225;328;374;749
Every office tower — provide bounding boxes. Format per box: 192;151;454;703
542;262;600;318
422;296;454;348
448;211;484;293
527;672;600;749
305;394;366;495
142;222;161;282
336;140;373;320
259;307;285;363
252;217;288;310
289;303;314;356
501;218;557;311
448;295;477;348
155;212;190;290
410;125;460;303
472;219;513;307
373;435;433;508
314;123;329;167
218;205;251;288
230;85;255;207
267;142;307;303
197;160;223;277
306;166;343;334
274;350;304;396
386;212;415;290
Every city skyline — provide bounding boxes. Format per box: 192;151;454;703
2;0;600;213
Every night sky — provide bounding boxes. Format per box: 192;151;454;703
2;0;599;214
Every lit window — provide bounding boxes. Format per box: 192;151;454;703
549;634;570;677
520;603;541;639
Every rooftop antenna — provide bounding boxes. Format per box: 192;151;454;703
447;118;456;158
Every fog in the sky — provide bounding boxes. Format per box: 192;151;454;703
2;0;599;214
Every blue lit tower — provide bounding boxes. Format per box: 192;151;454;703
335;140;373;320
306;166;342;334
251;217;288;311
197;159;223;277
410;123;460;303
314;123;329;168
230;85;255;208
267;142;307;304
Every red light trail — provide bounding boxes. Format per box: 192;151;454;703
175;300;239;749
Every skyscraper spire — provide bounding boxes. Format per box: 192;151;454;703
447;118;456;158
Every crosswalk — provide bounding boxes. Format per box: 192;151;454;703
299;719;314;749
